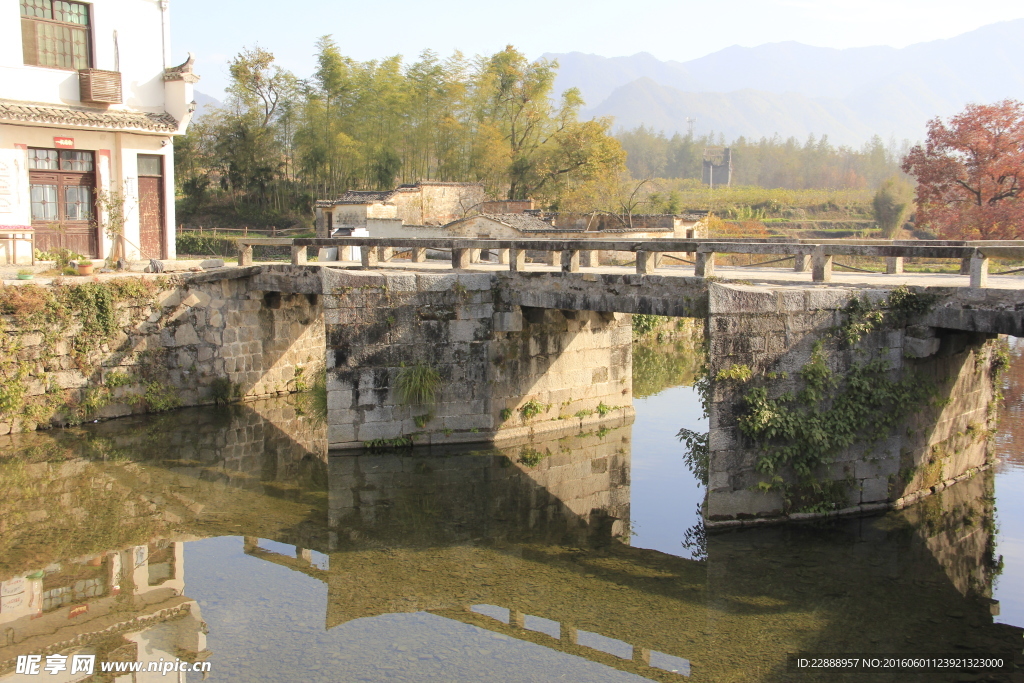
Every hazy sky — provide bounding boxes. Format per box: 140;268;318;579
170;0;1024;98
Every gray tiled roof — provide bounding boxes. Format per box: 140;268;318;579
0;101;179;133
477;213;555;231
322;190;397;205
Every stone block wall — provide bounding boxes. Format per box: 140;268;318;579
705;283;999;522
0;270;324;434
321;268;634;450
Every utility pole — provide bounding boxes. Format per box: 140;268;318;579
686;117;697;138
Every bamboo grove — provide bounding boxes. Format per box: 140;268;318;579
173;40;626;226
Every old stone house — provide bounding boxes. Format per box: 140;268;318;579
315;181;486;236
0;0;198;262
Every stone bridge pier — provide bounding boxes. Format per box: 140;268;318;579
320;269;638;449
705;283;1018;524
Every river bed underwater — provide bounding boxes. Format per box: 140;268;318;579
1;337;1023;682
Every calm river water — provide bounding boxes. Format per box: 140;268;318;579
1;339;1023;682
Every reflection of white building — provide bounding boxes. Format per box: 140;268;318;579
0;0;198;262
0;541;208;682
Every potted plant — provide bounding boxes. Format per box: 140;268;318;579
16;269;34;280
77;260;94;276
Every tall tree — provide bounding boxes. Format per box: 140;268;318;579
902;100;1024;239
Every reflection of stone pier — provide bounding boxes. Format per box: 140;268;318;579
327;425;631;547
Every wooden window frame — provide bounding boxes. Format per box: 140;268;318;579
137;154;164;178
20;0;93;71
28;147;97;226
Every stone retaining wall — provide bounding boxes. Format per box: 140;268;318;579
0;272;323;434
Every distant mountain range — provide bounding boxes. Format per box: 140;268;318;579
191;91;222;119
544;19;1024;145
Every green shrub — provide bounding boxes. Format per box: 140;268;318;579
104;371;132;388
176;232;241;257
519;399;546;420
632;314;666;337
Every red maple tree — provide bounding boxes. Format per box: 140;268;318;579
902;99;1024;239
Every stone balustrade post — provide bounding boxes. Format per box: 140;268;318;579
377;246;393;262
970;251;989;288
812;246;832;282
361;245;379;269
794;253;810;272
547;250;561;267
291;244;307;265
411;247;427;263
695;250;716;277
886;256;904;274
239;244;253;267
636;250;657;274
562;249;581;273
510;247;527;271
452;248;472;269
584;250;599;267
497;248;511;265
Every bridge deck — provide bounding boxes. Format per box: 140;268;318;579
248;258;1024;290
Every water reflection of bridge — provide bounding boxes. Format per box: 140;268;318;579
1;398;1021;682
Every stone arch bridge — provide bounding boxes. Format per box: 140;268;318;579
194;236;1024;524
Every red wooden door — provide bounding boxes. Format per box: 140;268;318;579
138;175;165;259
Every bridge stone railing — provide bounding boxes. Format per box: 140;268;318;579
235;237;1024;288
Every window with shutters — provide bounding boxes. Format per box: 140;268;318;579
20;0;92;70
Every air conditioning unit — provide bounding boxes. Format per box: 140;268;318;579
79;69;122;104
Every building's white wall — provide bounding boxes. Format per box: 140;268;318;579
0;0;170;111
0;147;30;227
365;218;447;238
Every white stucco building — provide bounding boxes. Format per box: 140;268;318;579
0;0;198;262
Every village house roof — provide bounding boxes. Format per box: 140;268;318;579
318;190;397;206
464;213;690;234
317;182;486;208
472;213;556;231
0;100;179;133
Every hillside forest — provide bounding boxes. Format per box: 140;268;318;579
173;41;931;234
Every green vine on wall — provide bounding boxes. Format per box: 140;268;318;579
739;342;936;480
632;314;666;338
838;285;937;346
729;286;940;511
0;278;168;426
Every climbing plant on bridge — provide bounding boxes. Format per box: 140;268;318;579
739;341;935;481
734;286;942;512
